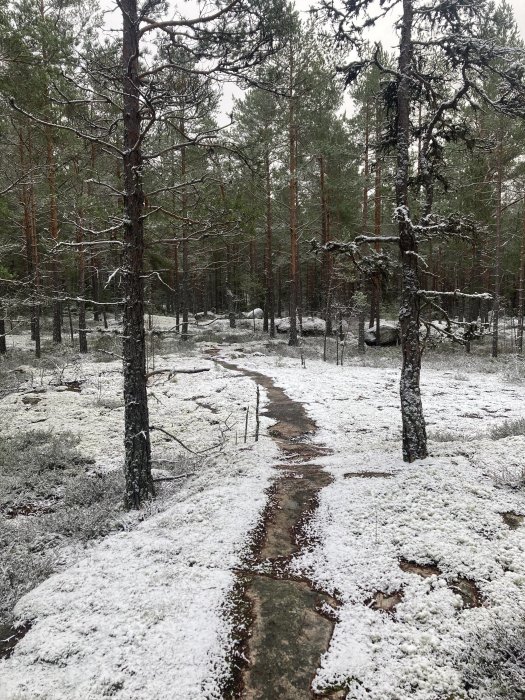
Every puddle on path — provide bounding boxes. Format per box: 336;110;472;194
214;357;338;699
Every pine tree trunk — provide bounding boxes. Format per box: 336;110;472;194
288;44;299;347
374;105;382;345
319;154;332;336
517;200;525;352
0;305;5;354
73;159;88;353
121;0;154;509
397;0;427;463
492;136;503;358
180;118;190;342
46;127;62;343
26;129;41;358
264;150;275;337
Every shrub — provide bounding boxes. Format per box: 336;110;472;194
461;614;525;699
490;418;525;441
0;432;124;626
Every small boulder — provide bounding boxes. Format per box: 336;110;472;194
301;317;326;336
364;322;399;346
195;311;216;321
243;308;264;319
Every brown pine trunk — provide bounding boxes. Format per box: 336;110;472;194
180;118;190;342
517;200;525;352
288;44;299;347
121;0;154;508
373;108;382;345
46;128;62;343
492;136;503;358
263;150;275;337
22;128;41;358
319;154;332;336
397;0;427;463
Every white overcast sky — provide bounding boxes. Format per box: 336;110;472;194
100;0;525;42
99;0;525;115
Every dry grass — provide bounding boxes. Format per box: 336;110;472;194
0;432;125;625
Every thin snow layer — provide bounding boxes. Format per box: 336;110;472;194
222;351;525;699
0;354;278;699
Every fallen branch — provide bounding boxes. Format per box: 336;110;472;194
150;424;221;454
146;367;210;379
99;349;124;361
152;472;195;482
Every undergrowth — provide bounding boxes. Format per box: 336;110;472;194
0;432;124;626
461;613;525;700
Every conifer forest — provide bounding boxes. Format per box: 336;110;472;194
2;1;525;698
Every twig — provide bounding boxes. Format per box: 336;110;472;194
150;425;221;454
152;472;195;482
99;349;124;361
255;386;260;442
244;406;249;444
146;367;210;379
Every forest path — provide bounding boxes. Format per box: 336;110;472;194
212;357;344;700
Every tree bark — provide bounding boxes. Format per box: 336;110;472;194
373;102;382;344
121;0;154;509
180;118;190;341
517;200;525;352
492;135;503;358
288;43;299;347
264;150;275;337
319;154;332;335
46;127;62;343
397;0;427;463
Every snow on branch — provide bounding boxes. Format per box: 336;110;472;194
419;290;493;300
393;207;481;241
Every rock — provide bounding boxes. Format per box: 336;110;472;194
364;322;399;346
276;316;349;337
195;311;216;321
243;308;264;319
22;396;42;405
301;317;327;336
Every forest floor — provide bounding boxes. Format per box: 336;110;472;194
1;318;525;699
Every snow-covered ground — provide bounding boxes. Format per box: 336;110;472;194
221;347;525;699
3;323;525;699
0;343;278;699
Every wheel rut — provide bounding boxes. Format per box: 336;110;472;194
214;358;343;700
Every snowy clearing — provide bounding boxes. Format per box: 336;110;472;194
0;342;278;699
1;332;525;698
220;347;525;699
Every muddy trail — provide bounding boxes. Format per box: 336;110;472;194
214;358;343;700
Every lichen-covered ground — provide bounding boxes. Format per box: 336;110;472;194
1;320;525;699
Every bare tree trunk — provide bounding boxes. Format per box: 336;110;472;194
0;302;5;354
517;200;525;352
492;136;503;358
73;159;88;353
374;103;382;345
397;0;427;463
46;127;62;343
121;0;154;509
319;154;332;336
264;150;275;337
288;44;299;347
24;129;41;358
180;118;190;342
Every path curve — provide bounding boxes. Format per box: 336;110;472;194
215;358;344;700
